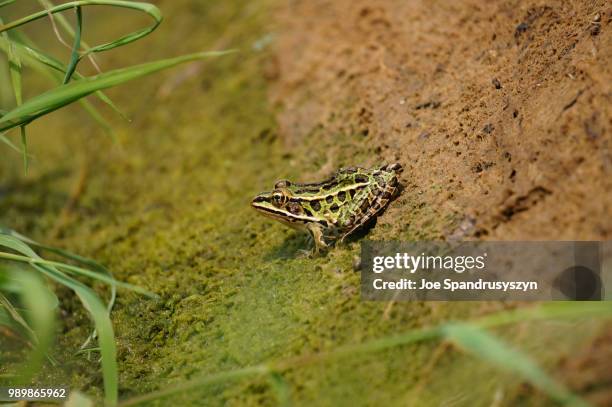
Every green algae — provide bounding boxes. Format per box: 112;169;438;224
1;1;610;406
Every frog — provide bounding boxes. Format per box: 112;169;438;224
251;163;402;254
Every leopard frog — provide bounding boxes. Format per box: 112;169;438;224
251;163;402;254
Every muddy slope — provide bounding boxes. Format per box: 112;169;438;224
272;0;611;241
0;0;610;405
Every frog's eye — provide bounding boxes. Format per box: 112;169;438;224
274;179;291;188
272;190;287;207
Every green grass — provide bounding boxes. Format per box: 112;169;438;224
117;302;611;406
0;1;232;405
0;229;152;406
2;1;610;406
0;49;235;133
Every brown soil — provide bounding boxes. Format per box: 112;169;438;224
270;1;611;404
271;0;611;241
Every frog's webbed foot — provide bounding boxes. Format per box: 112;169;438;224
306;223;328;256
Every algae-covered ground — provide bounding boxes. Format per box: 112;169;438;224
1;0;611;406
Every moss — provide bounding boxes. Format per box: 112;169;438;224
0;0;606;406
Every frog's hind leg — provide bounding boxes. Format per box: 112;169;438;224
339;185;398;243
306;222;328;255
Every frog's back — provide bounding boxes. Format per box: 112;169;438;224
288;164;402;237
333;164;402;237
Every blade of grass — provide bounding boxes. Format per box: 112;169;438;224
443;323;590;407
0;16;28;171
0;0;164;127
5;228;119;352
0;232;154;297
0;36;119;132
0;232;118;405
8;228;118;311
38;0;80;38
0;55;11;106
0;250;155;297
2;30;21;106
62;5;82;84
0;0;16;7
38;0;102;75
119;366;270;407
33;262;118;406
0;1;163;57
7;32;125;119
0;292;37;340
118;302;612;406
0;275;60;366
19;125;27;172
0;49;236;132
10;269;56;385
0;131;28;154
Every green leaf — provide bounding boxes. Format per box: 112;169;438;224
443;324;590;407
0;36;120;130
62;5;82;84
0;233;39;258
9;269;56;385
33;263;118;406
0;250;155;297
20;125;27;173
0;131;27;154
0;229;155;405
0;291;37;339
0;1;163;57
0;50;235;132
0;16;28;171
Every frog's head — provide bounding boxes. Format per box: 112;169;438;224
251;180;310;229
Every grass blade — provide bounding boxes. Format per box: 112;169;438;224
4;34;123;114
62;5;82;84
0;231;116;405
0;131;28;154
0;291;37;340
19;125;27;172
33;263;118;406
118;366;270;407
0;1;162;56
0;250;155;297
5;228;119;350
443;324;590;407
9;269;56;385
0;16;28;171
0;49;236;132
0;18;22;106
0;36;121;129
0;229;155;405
118;302;612;406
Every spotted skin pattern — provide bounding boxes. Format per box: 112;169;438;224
251;163;402;254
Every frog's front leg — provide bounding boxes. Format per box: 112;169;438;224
306;223;328;255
